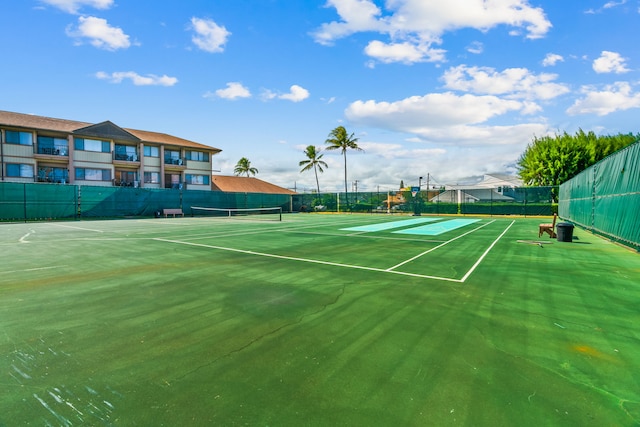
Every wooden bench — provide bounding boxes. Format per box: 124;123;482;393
538;213;557;238
163;208;184;218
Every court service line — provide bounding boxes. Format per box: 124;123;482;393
153;237;462;282
459;220;515;283
386;219;497;272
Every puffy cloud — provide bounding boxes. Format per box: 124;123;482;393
190;17;231;53
206;82;251;100
66;16;130;50
279;85;310;102
312;0;551;64
364;40;446;64
40;0;113;14
567;82;640;116
345;92;525;134
95;71;178;86
592;51;630;73
261;85;310;102
441;65;570;101
542;53;564;67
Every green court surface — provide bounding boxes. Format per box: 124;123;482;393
1;214;640;425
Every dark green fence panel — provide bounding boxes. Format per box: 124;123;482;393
559;139;640;250
0;183;77;221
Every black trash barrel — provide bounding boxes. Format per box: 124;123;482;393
556;222;574;242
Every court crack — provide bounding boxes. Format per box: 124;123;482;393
169;283;347;384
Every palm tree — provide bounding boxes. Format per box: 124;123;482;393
325;126;363;207
299;145;328;194
234;157;258;177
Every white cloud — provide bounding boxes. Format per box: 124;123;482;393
604;0;627;9
207;82;251;100
542;53;564;67
190;17;231;53
40;0;113;14
66;16;131;50
364;40;446;64
95;71;178;86
441;65;570;101
279;85;310;102
345;92;526;135
466;41;483;55
261;85;310;102
592;51;630;73
567;82;640;116
358;141;446;159
312;0;551;64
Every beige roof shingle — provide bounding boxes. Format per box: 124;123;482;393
0;110;221;152
212;175;296;194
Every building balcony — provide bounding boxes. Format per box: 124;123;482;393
33;145;69;163
164;157;186;170
113;152;141;167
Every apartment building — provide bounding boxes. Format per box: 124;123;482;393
0;110;221;190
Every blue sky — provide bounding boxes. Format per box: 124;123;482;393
2;0;639;192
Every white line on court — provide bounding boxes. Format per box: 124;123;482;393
386;220;496;271
153;237;463;282
19;231;33;243
459;220;515;282
0;265;68;275
51;223;104;233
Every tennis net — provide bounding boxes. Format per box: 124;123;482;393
190;206;282;221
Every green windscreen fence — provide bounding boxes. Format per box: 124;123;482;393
0;183;293;221
559;140;640;251
292;186;556;216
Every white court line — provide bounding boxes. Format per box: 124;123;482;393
0;265;68;275
19;231;34;243
459;220;515;282
153;237;462;282
386;220;496;271
51;223;104;233
153;219;514;283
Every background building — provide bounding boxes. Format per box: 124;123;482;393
0;110;221;191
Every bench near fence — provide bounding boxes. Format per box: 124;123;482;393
162;208;184;218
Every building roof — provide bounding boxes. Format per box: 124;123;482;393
0;110;221;153
211;175;297;194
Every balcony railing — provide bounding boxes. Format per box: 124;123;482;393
113;152;140;162
35;145;69;156
164;157;185;166
114;180;140;187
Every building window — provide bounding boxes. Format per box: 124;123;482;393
186;174;210;185
37;166;68;183
144;171;160;183
75;138;110;153
114;144;138;161
7;163;34;178
143;145;159;157
37;136;69;155
165;173;182;189
186;151;208;162
75;168;111;181
164;150;182;165
5;131;33;146
115;170;138;186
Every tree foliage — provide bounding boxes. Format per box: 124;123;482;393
517;130;638;186
325;126;363;200
234;157;258;177
299;145;328;194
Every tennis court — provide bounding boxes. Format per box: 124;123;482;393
2;213;640;425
